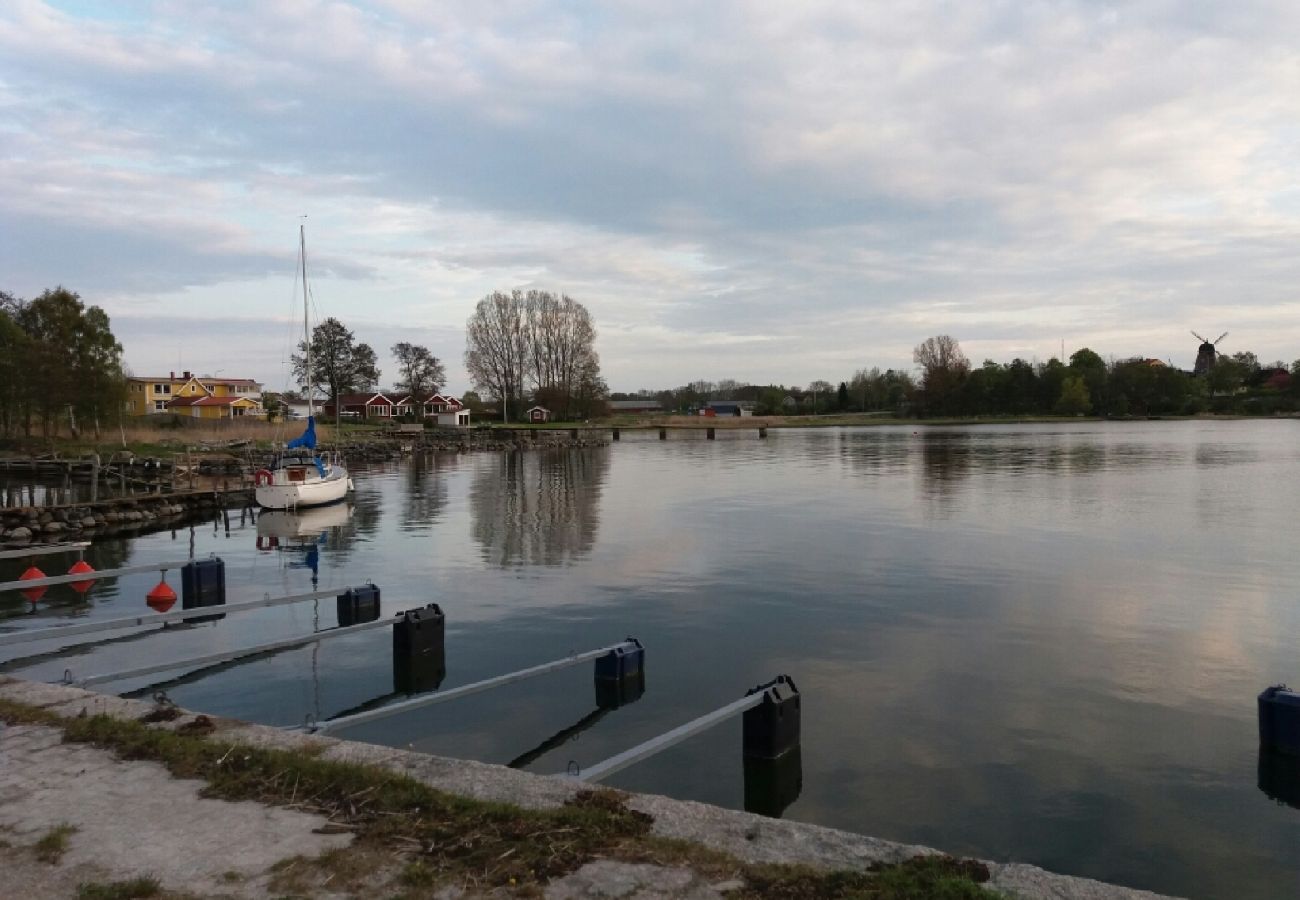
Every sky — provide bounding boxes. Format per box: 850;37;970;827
3;0;1300;393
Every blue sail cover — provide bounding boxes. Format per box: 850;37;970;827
286;415;317;450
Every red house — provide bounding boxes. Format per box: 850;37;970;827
322;392;397;419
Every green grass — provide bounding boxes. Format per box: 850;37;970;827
33;823;77;864
0;697;1002;898
75;877;162;899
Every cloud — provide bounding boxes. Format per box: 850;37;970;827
4;0;1300;387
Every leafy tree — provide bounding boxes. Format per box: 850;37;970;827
0;295;32;437
1056;375;1092;415
837;381;849;410
292;317;380;422
15;287;124;438
1068;347;1108;411
391;342;446;399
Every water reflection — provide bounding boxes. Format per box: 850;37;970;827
256;504;354;586
470;448;609;567
401;452;455;532
1259;750;1300;810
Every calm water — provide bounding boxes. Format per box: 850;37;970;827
3;421;1300;899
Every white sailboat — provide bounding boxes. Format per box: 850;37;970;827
254;225;354;510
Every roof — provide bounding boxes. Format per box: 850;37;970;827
330;393;395;405
527;405;550;412
167;396;256;408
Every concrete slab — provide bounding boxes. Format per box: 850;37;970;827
0;680;1179;899
0;721;352;897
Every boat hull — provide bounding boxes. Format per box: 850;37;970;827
255;471;351;510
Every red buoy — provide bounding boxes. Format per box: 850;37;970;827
146;578;177;613
67;560;97;595
19;566;47;604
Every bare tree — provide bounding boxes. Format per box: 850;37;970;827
465;291;530;423
913;335;970;414
467;289;603;422
525;291;599;419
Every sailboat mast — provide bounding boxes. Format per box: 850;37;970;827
301;223;313;420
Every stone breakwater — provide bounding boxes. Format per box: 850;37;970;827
0;489;251;545
340;428;610;458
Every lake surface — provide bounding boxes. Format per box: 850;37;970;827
3;421;1300;899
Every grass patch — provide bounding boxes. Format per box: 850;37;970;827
33;822;77;864
75;876;162;899
3;697;1002;898
0;697;63;727
743;856;996;899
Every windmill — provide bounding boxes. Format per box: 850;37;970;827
1191;331;1228;376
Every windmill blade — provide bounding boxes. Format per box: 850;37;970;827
1214;332;1228;344
1191;330;1207;343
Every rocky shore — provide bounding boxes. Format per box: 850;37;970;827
0;490;250;545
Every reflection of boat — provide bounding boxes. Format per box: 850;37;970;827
256;503;353;546
255;224;353;510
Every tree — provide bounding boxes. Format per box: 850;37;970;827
913;335;970;415
1069;347;1108;411
1056;375;1092;416
466;289;603;422
807;380;834;415
292;317;380;422
0;292;29;437
837;381;849;410
16;287;124;438
465;291;530;423
524;291;601;419
391;342;446;399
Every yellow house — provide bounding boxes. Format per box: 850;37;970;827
125;372;263;418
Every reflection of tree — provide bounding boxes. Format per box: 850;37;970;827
401;452;455;532
837;431;913;477
470;448;609;567
918;431;972;507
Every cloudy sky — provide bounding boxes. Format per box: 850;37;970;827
3;0;1300;393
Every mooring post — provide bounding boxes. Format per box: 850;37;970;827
570;428;579;440
181;557;227;624
1259;685;1300;756
393;603;446;694
594;638;645;709
659;427;667;440
707;427;716;440
90;453;100;503
338;584;381;627
758;427;767;439
612;427;620;441
742;675;801;760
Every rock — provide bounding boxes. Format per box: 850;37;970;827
7;526;31;541
43;521;64;533
38;512;53;525
81;517;97;528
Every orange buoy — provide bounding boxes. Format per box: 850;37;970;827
19;566;47;604
146;578;177;613
67;559;97;595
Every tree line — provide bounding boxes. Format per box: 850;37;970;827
0;287;125;438
614;335;1300;419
